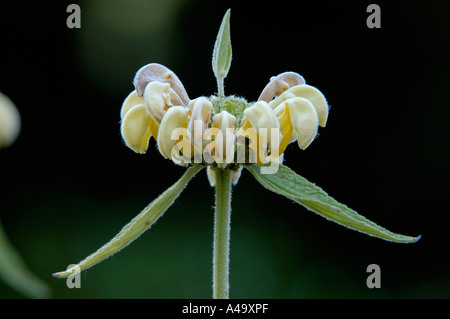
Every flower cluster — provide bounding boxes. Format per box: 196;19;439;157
120;63;329;183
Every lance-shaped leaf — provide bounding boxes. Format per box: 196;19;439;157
52;165;204;279
246;164;420;243
212;9;232;94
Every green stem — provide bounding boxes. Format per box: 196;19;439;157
217;76;225;96
212;168;232;299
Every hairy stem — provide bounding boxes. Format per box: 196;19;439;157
217;76;225;96
212;168;232;299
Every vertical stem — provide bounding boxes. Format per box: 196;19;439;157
217;76;225;96
213;168;232;299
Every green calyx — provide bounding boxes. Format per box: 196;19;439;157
208;94;251;128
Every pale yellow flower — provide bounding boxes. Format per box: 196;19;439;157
120;64;329;186
120;63;190;154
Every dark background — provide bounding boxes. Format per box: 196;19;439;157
0;0;448;298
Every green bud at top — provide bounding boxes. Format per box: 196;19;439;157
212;9;232;96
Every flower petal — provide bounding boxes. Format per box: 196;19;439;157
207;166;216;187
188;97;213;162
258;72;305;102
120;104;152;154
212;110;236;164
274;103;294;155
157;106;189;159
120;90;144;120
187;97;212;140
213;110;236;131
144;81;184;124
243;101;280;145
271;84;329;127
133;63;190;105
286;97;319;150
243;101;282;164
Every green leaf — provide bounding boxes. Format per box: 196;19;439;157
0;221;51;298
212;9;232;95
246;164;420;243
52;164;204;279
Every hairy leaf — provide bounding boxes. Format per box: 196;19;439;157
246;164;420;243
53;165;204;278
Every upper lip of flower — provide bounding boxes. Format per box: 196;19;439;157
120;63;330;169
133;63;191;106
